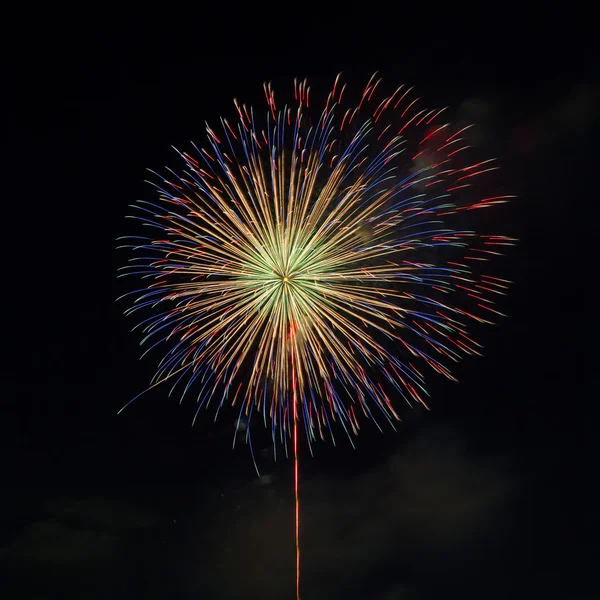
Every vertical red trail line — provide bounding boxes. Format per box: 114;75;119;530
291;328;301;600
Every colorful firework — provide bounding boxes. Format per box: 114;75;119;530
118;73;515;598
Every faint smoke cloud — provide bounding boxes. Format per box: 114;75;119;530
187;425;521;599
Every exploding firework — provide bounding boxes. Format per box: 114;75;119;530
119;73;513;445
118;73;515;598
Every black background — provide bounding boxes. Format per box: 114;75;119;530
2;3;596;599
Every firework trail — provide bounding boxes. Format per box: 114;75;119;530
118;73;515;598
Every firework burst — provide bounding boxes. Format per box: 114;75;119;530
118;73;514;598
119;73;513;447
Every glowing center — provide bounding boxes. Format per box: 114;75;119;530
283;276;289;283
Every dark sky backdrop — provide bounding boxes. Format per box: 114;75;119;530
2;4;597;599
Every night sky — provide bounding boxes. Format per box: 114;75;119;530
2;5;597;599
